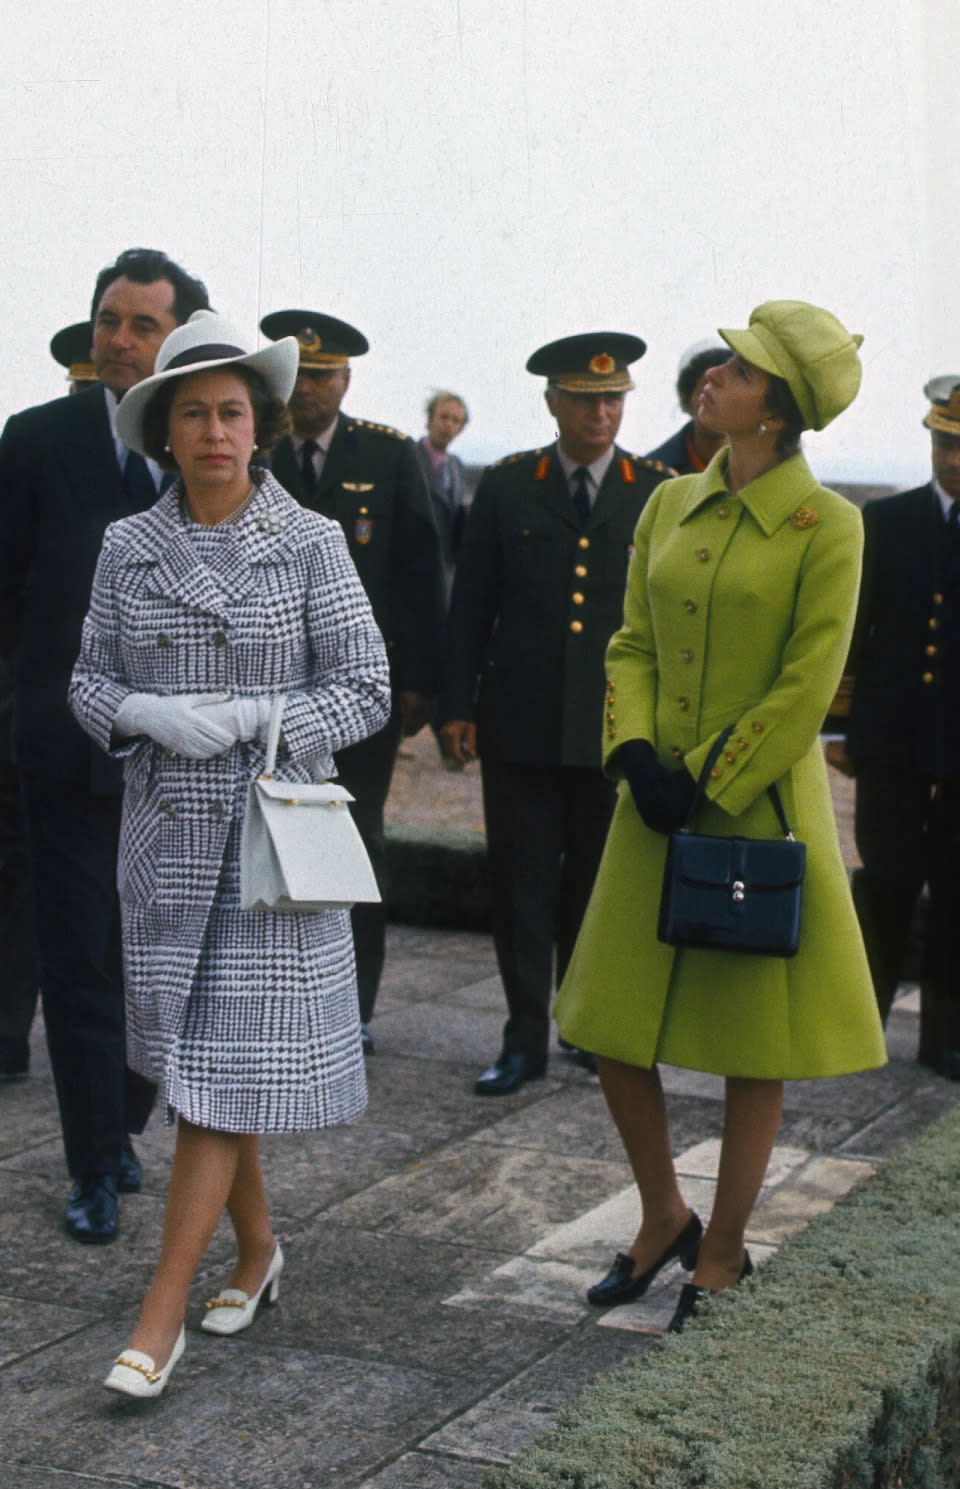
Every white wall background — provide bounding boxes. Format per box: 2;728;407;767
0;0;952;486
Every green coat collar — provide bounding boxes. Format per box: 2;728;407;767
677;449;823;537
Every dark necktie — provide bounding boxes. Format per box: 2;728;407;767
571;466;591;527
300;439;319;499
122;448;157;510
947;500;960;585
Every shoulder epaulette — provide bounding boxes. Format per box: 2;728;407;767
490;446;545;471
632;455;678;478
350;418;409;441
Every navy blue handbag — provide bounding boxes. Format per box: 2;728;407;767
657;728;806;958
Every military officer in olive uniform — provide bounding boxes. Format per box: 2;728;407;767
261;311;445;1046
440;332;672;1094
844;376;960;1075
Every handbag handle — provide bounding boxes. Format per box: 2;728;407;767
262;694;287;779
683;724;795;840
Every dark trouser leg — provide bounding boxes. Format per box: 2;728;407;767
481;760;573;1071
926;778;960;1060
853;763;928;1032
20;775;153;1179
334;709;403;1025
0;763;39;1059
554;768;616;989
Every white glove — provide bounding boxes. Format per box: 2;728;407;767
194;695;273;745
114;692;236;759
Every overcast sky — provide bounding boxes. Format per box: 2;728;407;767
2;0;954;485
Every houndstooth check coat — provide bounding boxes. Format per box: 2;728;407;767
68;471;391;1132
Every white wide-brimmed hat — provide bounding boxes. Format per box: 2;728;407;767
116;310;299;455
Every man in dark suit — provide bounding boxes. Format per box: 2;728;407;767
414;391;473;607
439;332;671;1094
0;248;210;1239
844;377;960;1075
260;310;444;1049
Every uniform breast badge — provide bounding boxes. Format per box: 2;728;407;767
354;506;373;545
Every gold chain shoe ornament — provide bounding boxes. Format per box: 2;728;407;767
201;1244;284;1335
103;1325;185;1399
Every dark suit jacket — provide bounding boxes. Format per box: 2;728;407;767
270;415;444;695
414;437;471;604
846;483;960;778
440;444;668;769
0;385;154;792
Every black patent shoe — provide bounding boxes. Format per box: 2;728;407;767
587;1211;703;1306
474;1053;545;1097
118;1143;142;1194
667;1249;753;1334
65;1175;118;1244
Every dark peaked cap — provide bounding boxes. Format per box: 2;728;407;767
526;331;646;394
49;321;96;381
259;310;369;367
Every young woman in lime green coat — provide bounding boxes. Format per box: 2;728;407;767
554;302;886;1332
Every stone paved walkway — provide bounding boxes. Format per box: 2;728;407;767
1;916;956;1487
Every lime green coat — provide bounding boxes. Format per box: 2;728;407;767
554;450;886;1079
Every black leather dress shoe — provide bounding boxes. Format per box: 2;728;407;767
587;1211;703;1306
118;1143;142;1194
65;1175;118;1244
474;1053;545;1096
666;1249;753;1334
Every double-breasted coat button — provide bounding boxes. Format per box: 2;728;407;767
926;644;937;656
157;633;172;649
570;620;583;633
684;599;697;613
677;696;690;711
211;630;227;648
572;592;585;605
159;801;176;817
212;801;226;819
680;648;694;663
922;672;935;684
575;564;587;577
697;547;711;562
578;536;590;550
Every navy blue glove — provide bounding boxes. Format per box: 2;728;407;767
618;739;697;834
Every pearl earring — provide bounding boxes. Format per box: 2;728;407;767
758;422;767;436
163;444;171;454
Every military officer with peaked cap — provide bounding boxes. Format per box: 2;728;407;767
844;375;960;1075
261;310;445;1047
440;332;673;1094
50;321;98;394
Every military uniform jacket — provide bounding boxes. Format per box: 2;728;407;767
845;484;960;778
0;384;148;792
271;415;444;696
439;443;666;769
555;449;886;1080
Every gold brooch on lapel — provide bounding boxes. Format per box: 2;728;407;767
791;506;819;529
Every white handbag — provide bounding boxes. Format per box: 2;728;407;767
239;696;381;913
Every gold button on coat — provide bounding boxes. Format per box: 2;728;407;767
578;536;590;549
697;547;711;562
923;672;934;684
752;720;764;733
684;599;697;612
677;696;690;711
570;620;583;633
680;648;694;663
572;592;584;605
575;564;587;577
717;505;731;519
926;644;937;656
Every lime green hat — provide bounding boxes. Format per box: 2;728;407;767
719;300;863;431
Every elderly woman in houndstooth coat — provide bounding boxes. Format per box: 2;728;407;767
69;312;390;1398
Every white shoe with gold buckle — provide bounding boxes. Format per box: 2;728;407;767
104;1325;185;1399
201;1244;284;1335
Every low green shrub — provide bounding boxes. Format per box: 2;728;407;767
486;1107;960;1489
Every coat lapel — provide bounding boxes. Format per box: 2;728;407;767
537;446;582;533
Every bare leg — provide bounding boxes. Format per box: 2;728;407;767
693;1076;783;1291
124;1118;245;1366
596;1056;693;1274
223;1134;277;1295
